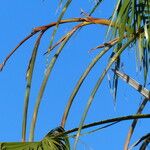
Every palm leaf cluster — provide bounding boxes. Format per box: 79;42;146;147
110;0;149;46
0;127;70;150
0;0;149;149
108;0;150;99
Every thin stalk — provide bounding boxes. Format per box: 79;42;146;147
29;22;88;142
29;36;69;142
57;114;150;137
74;36;136;149
70;121;119;138
0;32;37;71
61;38;119;127
89;0;103;16
47;0;72;54
1;114;150;148
124;98;149;150
22;32;44;142
33;17;114;33
112;69;150;99
129;133;150;150
1;17;115;71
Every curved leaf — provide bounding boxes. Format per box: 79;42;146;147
74;36;136;149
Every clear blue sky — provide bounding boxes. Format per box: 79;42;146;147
0;1;149;149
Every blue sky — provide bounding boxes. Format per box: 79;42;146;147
0;1;149;149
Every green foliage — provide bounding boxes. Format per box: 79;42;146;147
108;0;150;100
89;0;104;15
47;0;72;54
0;0;149;149
22;32;44;142
0;127;70;150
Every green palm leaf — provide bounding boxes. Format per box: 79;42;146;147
47;0;72;55
108;0;150;102
74;35;136;149
112;69;150;99
61;38;119;127
22;32;44;142
0;127;70;150
29;22;89;142
89;0;103;16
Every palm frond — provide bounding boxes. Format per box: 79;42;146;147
112;69;150;99
124;98;148;150
29;23;88;142
61;38;119;128
47;0;72;55
139;138;150;150
109;0;150;84
129;133;150;150
109;47;121;102
106;0;150;102
0;127;70;150
22;32;44;142
74;36;136;149
89;0;103;16
43;126;70;150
